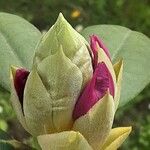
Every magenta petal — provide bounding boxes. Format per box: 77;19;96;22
14;68;29;106
73;62;114;120
90;35;98;70
90;35;111;67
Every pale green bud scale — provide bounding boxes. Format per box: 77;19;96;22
34;13;93;87
23;46;83;135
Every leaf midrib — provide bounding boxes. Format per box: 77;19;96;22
112;29;132;61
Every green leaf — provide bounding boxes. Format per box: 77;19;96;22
0;130;34;150
0;141;14;150
0;12;41;91
82;25;150;107
0;129;12;140
0;140;34;150
0;130;13;150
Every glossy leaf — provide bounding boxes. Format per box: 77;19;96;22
0;12;41;91
82;25;150;107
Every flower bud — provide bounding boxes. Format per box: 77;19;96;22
10;13;93;136
34;13;93;87
10;14;130;150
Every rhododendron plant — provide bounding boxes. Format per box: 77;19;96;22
10;13;132;150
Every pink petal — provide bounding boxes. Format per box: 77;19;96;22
73;62;114;120
90;35;111;70
14;68;29;106
90;36;98;70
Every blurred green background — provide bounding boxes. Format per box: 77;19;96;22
0;0;150;149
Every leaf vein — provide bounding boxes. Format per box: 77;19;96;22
112;30;132;61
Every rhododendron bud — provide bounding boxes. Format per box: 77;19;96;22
10;13;131;150
10;13;93;136
34;13;93;87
